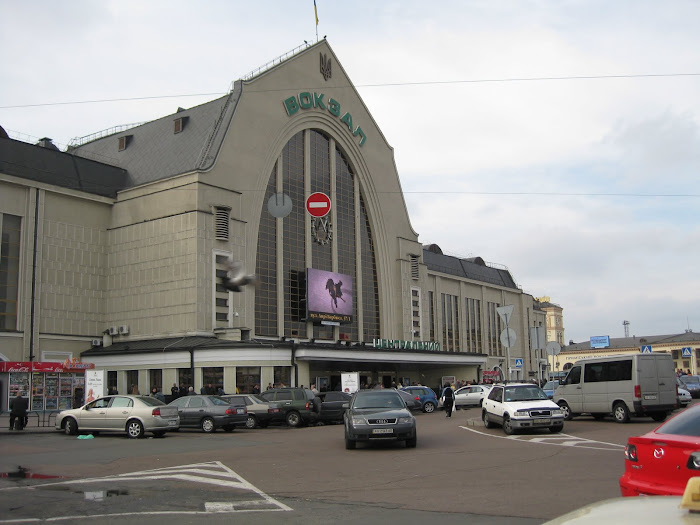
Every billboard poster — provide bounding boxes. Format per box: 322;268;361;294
85;370;105;403
341;372;360;393
590;335;610;349
306;268;353;324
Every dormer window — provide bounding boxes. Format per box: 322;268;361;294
174;116;189;134
118;135;133;151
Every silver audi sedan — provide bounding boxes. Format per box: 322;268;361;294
55;395;180;438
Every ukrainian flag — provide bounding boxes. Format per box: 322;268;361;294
314;0;319;26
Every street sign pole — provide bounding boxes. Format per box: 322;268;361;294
497;305;515;383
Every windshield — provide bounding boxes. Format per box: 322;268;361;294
353;393;404;409
504;386;548;402
681;376;700;384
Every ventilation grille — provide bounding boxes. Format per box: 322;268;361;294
410;254;420;280
214;206;231;241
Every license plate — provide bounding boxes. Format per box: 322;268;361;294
534;419;551;425
372;428;393;434
168;420;178;426
644;395;657;400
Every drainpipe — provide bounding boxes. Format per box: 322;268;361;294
29;188;39;362
291;340;298;387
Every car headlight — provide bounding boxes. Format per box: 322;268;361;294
514;410;530;417
551;409;563;416
398;417;413;424
351;416;368;425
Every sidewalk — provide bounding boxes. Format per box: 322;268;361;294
0;412;60;435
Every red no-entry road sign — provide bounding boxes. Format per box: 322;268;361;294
306;192;331;217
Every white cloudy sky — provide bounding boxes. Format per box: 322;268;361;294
2;1;699;344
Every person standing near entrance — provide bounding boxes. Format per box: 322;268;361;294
9;392;29;430
441;383;455;418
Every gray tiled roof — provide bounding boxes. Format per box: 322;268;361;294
69;90;241;188
422;248;518;289
0;137;127;198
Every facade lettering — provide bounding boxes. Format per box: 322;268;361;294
372;339;441;351
283;93;366;146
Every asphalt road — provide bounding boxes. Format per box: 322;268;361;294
0;404;676;524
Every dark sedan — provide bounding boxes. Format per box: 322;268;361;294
222;394;283;428
344;390;417;449
316;391;352;423
168;395;246;432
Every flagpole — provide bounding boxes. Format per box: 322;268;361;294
314;0;319;42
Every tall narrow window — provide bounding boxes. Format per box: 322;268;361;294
0;214;21;331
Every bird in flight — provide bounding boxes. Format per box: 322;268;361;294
221;260;256;292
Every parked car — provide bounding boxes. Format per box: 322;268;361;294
400;386;438;413
678;386;692;408
545;478;700;524
482;383;565;435
454;384;493;408
397;389;422;411
554;353;677;422
260;387;320;427
344;389;417;449
542;381;560;399
221;394;283;428
680;375;700;398
620;403;700;496
55;395;179;438
316;391;353;423
167;395;246;432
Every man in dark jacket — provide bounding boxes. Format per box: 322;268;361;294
441;383;455;418
9;392;29;430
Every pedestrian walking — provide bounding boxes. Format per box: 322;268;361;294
9;392;29;431
441;383;455;418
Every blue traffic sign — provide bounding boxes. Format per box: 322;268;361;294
514;358;523;368
682;347;692;357
640;345;653;354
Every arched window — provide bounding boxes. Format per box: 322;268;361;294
255;130;379;341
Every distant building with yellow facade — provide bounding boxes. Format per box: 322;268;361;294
552;331;700;376
535;297;564;347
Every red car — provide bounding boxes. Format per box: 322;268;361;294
620;403;700;496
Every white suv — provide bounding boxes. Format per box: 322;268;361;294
482;383;565;435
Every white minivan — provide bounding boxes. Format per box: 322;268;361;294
553;353;677;423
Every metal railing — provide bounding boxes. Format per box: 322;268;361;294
237;42;312;83
68;123;146;149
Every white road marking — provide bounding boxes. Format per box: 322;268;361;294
0;461;291;523
459;425;625;450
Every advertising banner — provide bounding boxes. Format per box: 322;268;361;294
341;372;360;393
85;370;105;403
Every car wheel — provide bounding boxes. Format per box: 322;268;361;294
286;411;301;428
651;412;668;422
201;417;216;433
502;415;515;435
126;419;144;439
423;402;435;413
406;435;417;448
482;410;495;429
345;436;356;450
152;431;166;438
549;425;563;433
64;417;78;436
245;415;257;429
613;402;630;423
558;401;573;421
